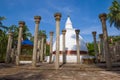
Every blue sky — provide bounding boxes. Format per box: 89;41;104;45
0;0;120;42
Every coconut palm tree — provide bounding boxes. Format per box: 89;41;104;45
30;30;46;42
0;16;8;31
22;25;32;40
8;25;18;41
107;0;120;30
0;16;8;62
0;30;8;62
0;16;6;21
8;25;32;40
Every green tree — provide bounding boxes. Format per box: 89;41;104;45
107;0;120;30
30;30;46;42
8;25;19;41
0;17;8;62
108;35;120;43
0;16;6;21
87;43;95;56
22;25;32;40
0;16;8;31
46;44;50;56
0;30;8;62
8;25;32;40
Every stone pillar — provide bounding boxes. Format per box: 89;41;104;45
99;13;112;70
115;42;119;61
49;32;54;63
113;43;117;62
98;41;100;62
40;34;45;62
32;16;41;67
37;36;41;62
11;42;17;63
16;21;25;66
62;30;66;64
11;48;15;63
54;12;61;69
5;32;13;63
75;29;80;64
43;39;46;61
92;31;98;63
99;34;105;62
117;42;120;61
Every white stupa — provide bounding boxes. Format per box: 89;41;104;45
52;16;88;63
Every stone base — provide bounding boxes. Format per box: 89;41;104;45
20;61;32;64
45;54;94;63
53;50;87;55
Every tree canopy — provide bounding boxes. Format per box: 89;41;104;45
107;0;120;30
0;16;8;31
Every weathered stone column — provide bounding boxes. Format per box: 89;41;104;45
98;41;100;62
99;13;112;70
117;42;120;61
113;43;117;62
40;34;45;62
5;32;13;63
115;42;119;61
62;30;66;64
99;34;105;62
92;31;98;63
54;12;61;69
16;21;25;66
32;16;41;67
37;36;41;62
75;29;80;64
11;48;15;63
43;39;46;61
49;32;54;63
11;42;17;63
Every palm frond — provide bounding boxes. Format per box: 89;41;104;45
0;16;6;21
107;0;120;30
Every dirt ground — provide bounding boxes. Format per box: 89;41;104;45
0;63;120;80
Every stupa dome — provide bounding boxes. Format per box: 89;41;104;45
53;16;88;54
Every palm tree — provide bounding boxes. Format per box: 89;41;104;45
8;25;32;40
8;25;19;41
30;30;46;42
0;30;8;61
0;16;8;31
0;16;6;21
87;43;95;56
38;30;46;37
0;16;8;62
107;0;120;30
22;25;32;40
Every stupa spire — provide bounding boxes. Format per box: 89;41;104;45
65;16;73;29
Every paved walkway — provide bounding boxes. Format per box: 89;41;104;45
0;63;120;80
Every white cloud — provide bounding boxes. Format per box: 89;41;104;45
107;27;120;36
5;0;26;7
81;25;102;35
81;24;120;36
46;1;73;15
55;6;73;15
